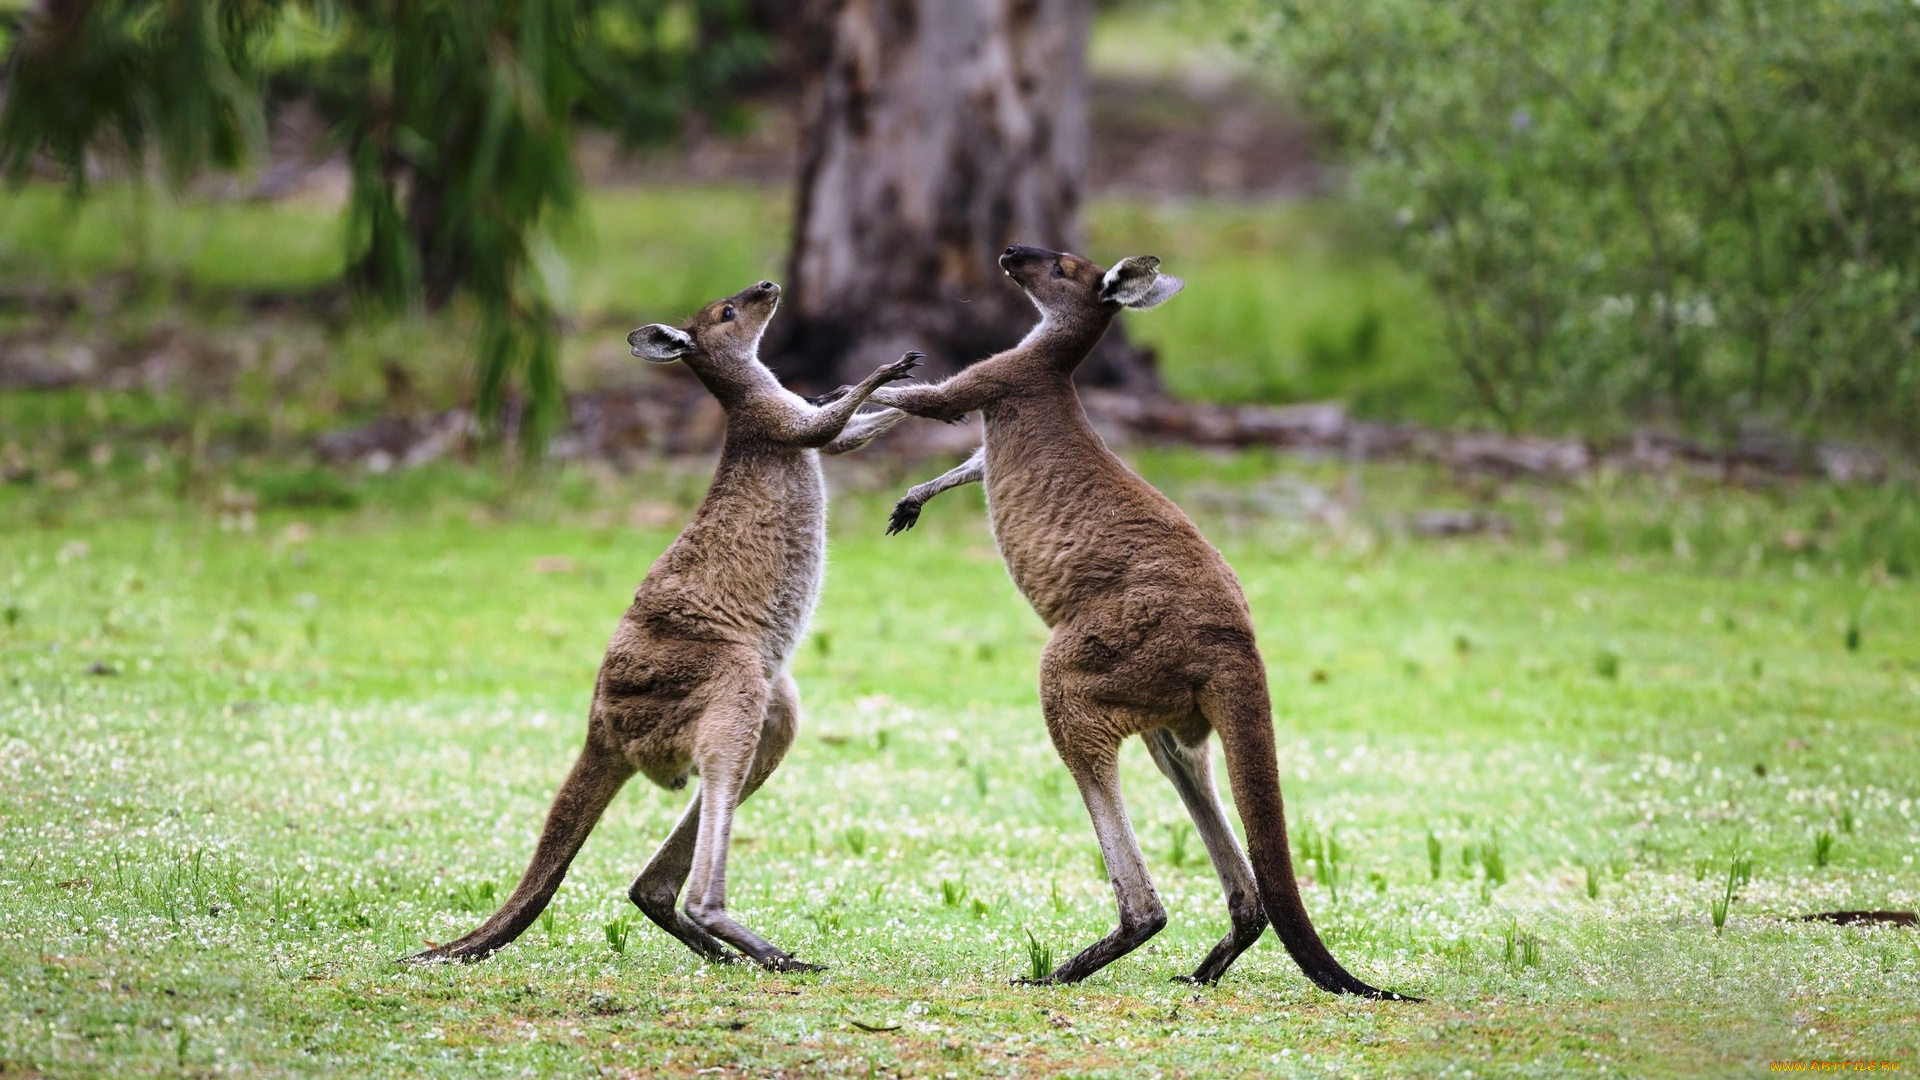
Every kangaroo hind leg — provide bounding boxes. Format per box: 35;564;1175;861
630;673;802;963
405;734;634;963
628;792;735;962
1145;727;1267;984
680;673;820;972
1035;684;1167;984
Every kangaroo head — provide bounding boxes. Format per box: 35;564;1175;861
998;245;1185;343
627;280;783;401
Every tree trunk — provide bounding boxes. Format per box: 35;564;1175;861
771;0;1158;393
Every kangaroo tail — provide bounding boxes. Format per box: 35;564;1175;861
403;736;633;963
1204;676;1420;1001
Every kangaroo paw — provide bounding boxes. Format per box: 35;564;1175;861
886;499;923;535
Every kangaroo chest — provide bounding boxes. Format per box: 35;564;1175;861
637;450;828;671
733;453;828;666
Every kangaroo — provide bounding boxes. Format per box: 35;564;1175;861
408;280;918;971
872;247;1414;999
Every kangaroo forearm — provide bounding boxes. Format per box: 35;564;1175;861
868;371;994;422
886;446;984;535
908;446;985;505
788;355;920;446
822;407;909;456
823;368;894;428
869;382;963;421
787;388;875;447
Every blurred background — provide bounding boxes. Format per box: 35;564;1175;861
0;0;1915;548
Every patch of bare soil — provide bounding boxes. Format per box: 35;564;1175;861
1796;911;1918;928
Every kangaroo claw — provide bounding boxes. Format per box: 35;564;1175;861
887;499;923;535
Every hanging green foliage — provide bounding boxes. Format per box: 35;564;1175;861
0;0;762;451
0;0;284;189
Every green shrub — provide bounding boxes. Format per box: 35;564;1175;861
254;466;360;509
1241;0;1920;449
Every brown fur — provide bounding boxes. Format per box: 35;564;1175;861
406;281;917;971
875;247;1414;999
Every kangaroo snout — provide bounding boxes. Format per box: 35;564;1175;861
755;280;779;296
999;245;1051;272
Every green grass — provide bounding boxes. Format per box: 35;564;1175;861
1088;201;1455;418
2;455;1917;1078
1087;0;1251;81
0;185;346;294
0;182;788;321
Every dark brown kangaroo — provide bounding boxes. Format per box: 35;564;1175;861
875;247;1414;999
406;281;917;971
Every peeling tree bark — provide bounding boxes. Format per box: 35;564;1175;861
770;0;1158;392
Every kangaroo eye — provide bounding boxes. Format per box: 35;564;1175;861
1052;263;1066;278
721;305;735;321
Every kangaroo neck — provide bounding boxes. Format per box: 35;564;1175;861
1014;304;1114;374
708;423;822;495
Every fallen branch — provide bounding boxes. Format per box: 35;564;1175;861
1795;911;1918;927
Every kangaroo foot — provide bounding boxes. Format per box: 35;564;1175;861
760;955;826;974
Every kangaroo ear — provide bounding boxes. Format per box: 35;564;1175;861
1125;273;1184;310
627;324;695;363
1099;255;1182;309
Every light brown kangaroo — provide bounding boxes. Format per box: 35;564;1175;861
407;280;918;971
873;246;1414;999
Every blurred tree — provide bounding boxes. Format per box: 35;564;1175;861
0;0;282;190
770;0;1158;392
274;0;758;444
1243;0;1920;450
0;0;760;447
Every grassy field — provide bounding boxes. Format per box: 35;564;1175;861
3;131;1916;1078
2;451;1916;1079
0;182;1453;432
